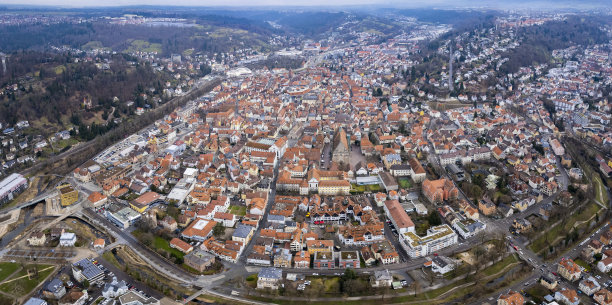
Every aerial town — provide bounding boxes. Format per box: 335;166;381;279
0;4;612;305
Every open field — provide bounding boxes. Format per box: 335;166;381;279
0;263;56;301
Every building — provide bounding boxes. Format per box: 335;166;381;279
160;216;177;231
313;251;335;269
106;207;142;229
232;224;255;245
93;238;105;249
512;218;532;234
0;173;28;205
306;239;333;254
378;172;399;191
558;259;581;281
554;288;579;305
422;178;458;203
59;232;77;247
102;277;129;299
130;191;160;213
72;259;104;284
184;249;216;272
594;289;612;305
28;231;46;246
598;257;612;273
579;276;601;296
478;197;496;216
87;192;108;208
59;289;88;305
118;290;160;305
497;290;524;305
293;251;310;269
338;251;360;269
181;219;217;241
431;256;456;274
540;273;558;290
257;267;283;290
57;184;79;207
43;278;66;299
332;128;350;164
370;269;393;288
400;224;458;258
169;238;193;254
24;298;48;305
273;248;292;268
318;180;351;196
549;139;565;156
384;199;415;234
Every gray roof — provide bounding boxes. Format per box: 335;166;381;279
233;224;255;239
267;214;285;222
72;258;103;280
23;298;47;305
44;278;64;293
258;267;282;280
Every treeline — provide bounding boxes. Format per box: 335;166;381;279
0;19;273;56
500;16;609;74
276;12;348;36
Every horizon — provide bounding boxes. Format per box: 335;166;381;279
0;0;610;9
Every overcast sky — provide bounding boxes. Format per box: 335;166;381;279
0;0;405;7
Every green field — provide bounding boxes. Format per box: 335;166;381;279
0;264;56;297
398;178;412;189
351;184;382;193
126;40;162;54
594;174;609;205
0;263;20;283
152;236;185;259
574;258;591;272
481;255;519;277
228;205;247;216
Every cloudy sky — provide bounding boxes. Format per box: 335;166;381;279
1;0;402;6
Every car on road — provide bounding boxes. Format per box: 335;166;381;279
312;273;319;276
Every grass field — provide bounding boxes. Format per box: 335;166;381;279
351;184;382;193
228;205;247;216
398;178;412;189
574;258;591;272
126;40;162;54
594;174;609;205
0;263;20;283
481;255;519;277
152;236;185;259
0;264;55;297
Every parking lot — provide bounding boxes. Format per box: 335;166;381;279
5;248;76;260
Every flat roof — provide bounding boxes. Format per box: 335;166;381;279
0;173;27;197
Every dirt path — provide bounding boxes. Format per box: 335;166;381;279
0;266;55;285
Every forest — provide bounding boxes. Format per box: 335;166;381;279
499;16;609;74
0;52;176;129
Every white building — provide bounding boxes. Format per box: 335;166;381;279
59;232;77;247
400;224;458;258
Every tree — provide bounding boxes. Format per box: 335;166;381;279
428;211;442;226
83;279;90;288
410;280;421;297
213;223;225;238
